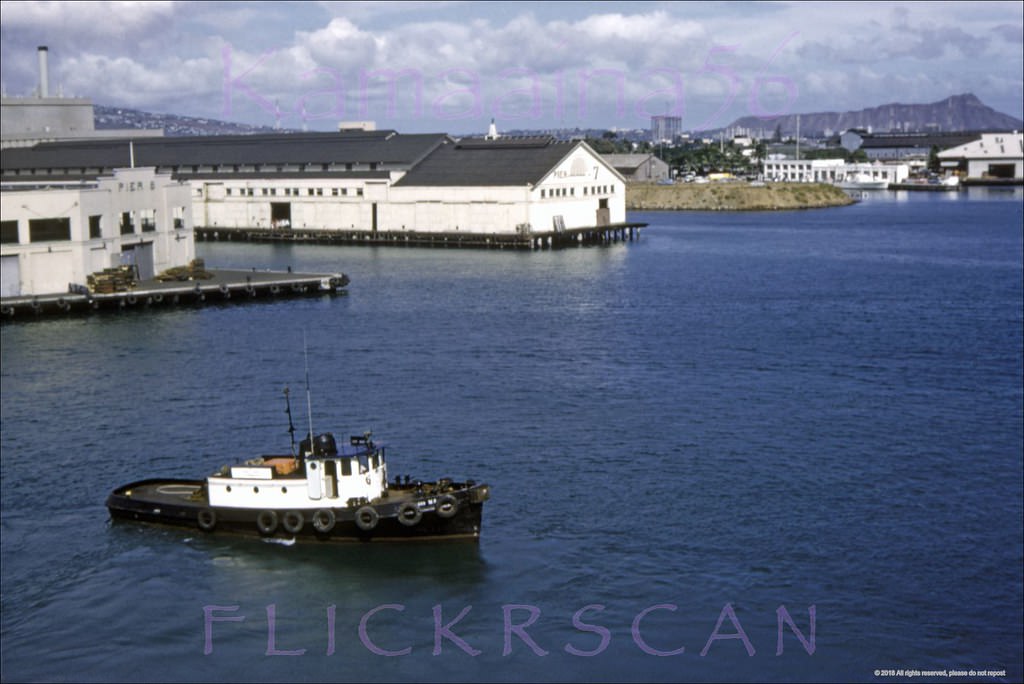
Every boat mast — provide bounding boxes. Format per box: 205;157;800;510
303;332;314;455
284;387;297;457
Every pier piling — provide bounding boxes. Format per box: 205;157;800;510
194;222;646;250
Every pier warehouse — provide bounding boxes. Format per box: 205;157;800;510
389;136;626;236
937;132;1024;182
1;129;628;244
1;130;448;230
1;167;193;297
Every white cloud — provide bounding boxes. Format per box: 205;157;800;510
1;0;176;45
1;0;1020;130
60;50;221;109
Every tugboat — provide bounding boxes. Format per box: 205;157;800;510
106;389;490;542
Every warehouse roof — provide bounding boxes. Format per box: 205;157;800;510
1;130;451;174
602;153;662;172
937;132;1024;160
393;136;587;186
845;131;983;150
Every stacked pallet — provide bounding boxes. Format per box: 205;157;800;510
155;258;213;282
87;266;137;294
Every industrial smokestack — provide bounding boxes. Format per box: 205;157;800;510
37;46;49;98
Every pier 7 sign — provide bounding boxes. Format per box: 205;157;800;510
221;33;799;130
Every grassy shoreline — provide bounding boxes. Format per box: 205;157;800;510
626;181;856;211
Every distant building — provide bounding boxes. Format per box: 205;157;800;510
601;153;670;182
1;167;194;297
839;130;981;160
1;95;94;143
338;121;376;132
937;132;1024;181
651;115;682;143
1;46;162;148
763;158;909;185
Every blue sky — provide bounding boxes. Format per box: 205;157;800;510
1;1;1021;134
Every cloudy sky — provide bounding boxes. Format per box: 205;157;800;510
1;1;1022;134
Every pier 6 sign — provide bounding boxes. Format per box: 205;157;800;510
221;32;798;130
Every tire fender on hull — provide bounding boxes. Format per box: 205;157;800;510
257;510;278;535
198;508;217;532
312;508;336;533
282;510;304;534
355;506;379;531
436;494;459;519
397;501;422;526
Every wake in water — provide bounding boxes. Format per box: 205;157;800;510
262;537;296;547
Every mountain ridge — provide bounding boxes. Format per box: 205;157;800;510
94;104;287;136
723;93;1023;138
92;94;1024;139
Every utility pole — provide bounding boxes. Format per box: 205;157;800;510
795;115;801;160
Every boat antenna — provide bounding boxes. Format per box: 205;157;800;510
283;386;297;457
304;332;314;455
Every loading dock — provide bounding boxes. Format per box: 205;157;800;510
271;202;291;229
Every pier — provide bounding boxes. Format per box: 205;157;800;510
194;222;646;250
0;269;349;321
888;182;961;192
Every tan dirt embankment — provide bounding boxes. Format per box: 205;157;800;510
626;182;856;211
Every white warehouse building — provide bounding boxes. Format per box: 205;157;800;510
763;158;909;186
937;132;1024;181
388;136;625;235
1;129;627;240
1;167;194;297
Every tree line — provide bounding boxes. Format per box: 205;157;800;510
586;130;884;178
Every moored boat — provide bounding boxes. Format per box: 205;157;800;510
106;392;490;542
835;172;890;190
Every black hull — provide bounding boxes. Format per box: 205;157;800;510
106;479;487;543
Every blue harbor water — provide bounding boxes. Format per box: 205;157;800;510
1;189;1021;683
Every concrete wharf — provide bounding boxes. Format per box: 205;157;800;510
0;269;349;321
194;222;647;250
888;182;962;192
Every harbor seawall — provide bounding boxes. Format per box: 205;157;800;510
626;182;856;211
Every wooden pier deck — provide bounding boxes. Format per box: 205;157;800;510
194;222;647;250
0;269;349;321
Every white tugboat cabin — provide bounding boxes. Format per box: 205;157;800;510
208;433;388;510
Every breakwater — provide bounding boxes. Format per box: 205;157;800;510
627;181;856;211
